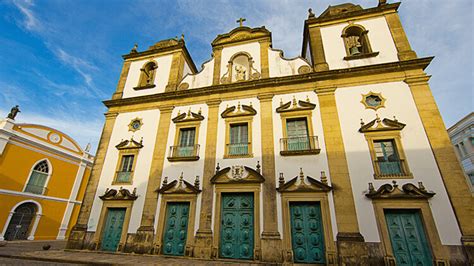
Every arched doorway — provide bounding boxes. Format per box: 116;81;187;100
4;203;37;241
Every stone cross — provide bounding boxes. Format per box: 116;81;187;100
236;17;246;27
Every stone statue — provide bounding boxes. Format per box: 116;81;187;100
7;105;20;120
235;65;246;81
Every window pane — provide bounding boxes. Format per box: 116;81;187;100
286;119;308;138
374;140;402;175
179;128;195;146
230;124;248;144
121;155;134;172
25;171;48;194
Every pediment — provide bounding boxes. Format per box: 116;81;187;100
156;174;201;194
221;103;257;118
276;97;316;113
115;136;143;150
211;165;265;184
172;109;204;123
359;115;405;133
212;26;271;47
99;187;138;201
365;181;435;199
277;169;332;193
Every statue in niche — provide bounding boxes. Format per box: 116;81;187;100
235;65;246;81
346;35;362;55
7;105;20;120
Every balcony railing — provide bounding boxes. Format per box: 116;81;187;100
226;143;251;157
24;184;48;195
167;144;200;161
116;171;132;183
280;136;320;156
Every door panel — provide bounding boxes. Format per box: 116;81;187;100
4;203;36;241
220;193;254;260
100;208;126;251
162;202;190;256
385;210;433;265
290;202;325;264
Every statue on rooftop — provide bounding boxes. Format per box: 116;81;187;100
7;105;20;120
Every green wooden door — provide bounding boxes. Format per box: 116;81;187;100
220;193;254;260
290;202;325;264
100;208;126;251
385;210;433;265
162;202;190;256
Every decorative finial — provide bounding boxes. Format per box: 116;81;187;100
306;95;310;102
187;108;192;116
194;175;200;189
368;182;374;192
85;143;91;152
418;181;426;191
360;118;365;126
392;180;398;187
320;171;327;185
308;8;315;18
7;105;20;120
393;115;398;122
237;101;241;110
181;34;185;41
378;0;387;7
162;176;168;186
236;17;246;27
132;187;137;195
256;161;261;173
299;168;304;181
198;107;202;115
279;173;285;187
249;102;252;107
130;43;138;54
280;98;283;106
216;163;220;173
140;137;143;144
178;172;184;186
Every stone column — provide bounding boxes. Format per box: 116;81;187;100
112;60;131;100
259;40;270;79
316;87;368;264
405;75;474;262
131;105;173;254
384;12;417;61
194;99;221;259
308;26;329;72
212;48;222;85
66;112;118;250
257;93;282;263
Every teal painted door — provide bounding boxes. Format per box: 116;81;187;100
162;202;190;256
100;208;126;251
385;210;433;265
220;193;254;260
290;202;325;264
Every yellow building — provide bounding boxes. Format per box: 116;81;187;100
0;110;93;241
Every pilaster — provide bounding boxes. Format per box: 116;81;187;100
259;41;270;79
384;12;417;61
405;75;474;261
316;87;368;263
194;99;221;259
257;93;282;263
308;26;329;72
212;48;222;85
66;112;118;250
112;61;131;100
132;105;174;254
166;52;186;92
0;118;15;155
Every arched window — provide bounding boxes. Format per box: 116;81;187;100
220;52;261;84
24;160;50;195
136;61;157;88
341;25;376;59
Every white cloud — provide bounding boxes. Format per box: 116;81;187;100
12;0;41;31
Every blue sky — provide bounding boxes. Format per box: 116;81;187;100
0;0;472;153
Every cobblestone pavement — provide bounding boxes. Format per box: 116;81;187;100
0;241;269;265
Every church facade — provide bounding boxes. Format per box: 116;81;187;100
67;2;473;265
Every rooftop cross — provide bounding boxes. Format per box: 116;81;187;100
236;17;246;27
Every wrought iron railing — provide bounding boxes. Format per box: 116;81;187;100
376;160;404;176
24;184;48;195
168;144;200;161
280;136;320;155
116;171;132;183
226;143;250;157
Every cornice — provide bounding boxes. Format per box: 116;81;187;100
103;57;433;108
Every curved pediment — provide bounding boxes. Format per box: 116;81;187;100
115;136;143;150
211;165;265;184
221;103;257;118
359;115;405;133
212;26;271;47
276;96;316;113
172;109;205;123
14;124;84;155
277;169;332;193
365;181;435;199
157;174;201;194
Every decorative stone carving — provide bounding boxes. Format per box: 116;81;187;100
128;117;143;132
359;114;405;133
211;165;265;184
361;91;386;110
297;65;312;74
220;52;261;84
178;82;189;90
276;96;316;113
365;180;435;199
99;187;138;201
156;172;201;194
115;136;143;150
221;102;257;118
277;168;332;193
172;108;204;123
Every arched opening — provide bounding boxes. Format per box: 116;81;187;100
24;159;50;195
4;203;38;241
137;61;158;88
342;25;373;56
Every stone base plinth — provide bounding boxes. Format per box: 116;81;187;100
260;231;282;263
193;230;213;259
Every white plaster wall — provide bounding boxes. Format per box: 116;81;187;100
305;39;313;66
183;61;192;77
320;17;398;70
268;49;311;78
335;82;462;244
220;42;261;78
88;109;161;233
179;59;214;90
122;55;173;98
272;92;338;239
156;103;208;234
